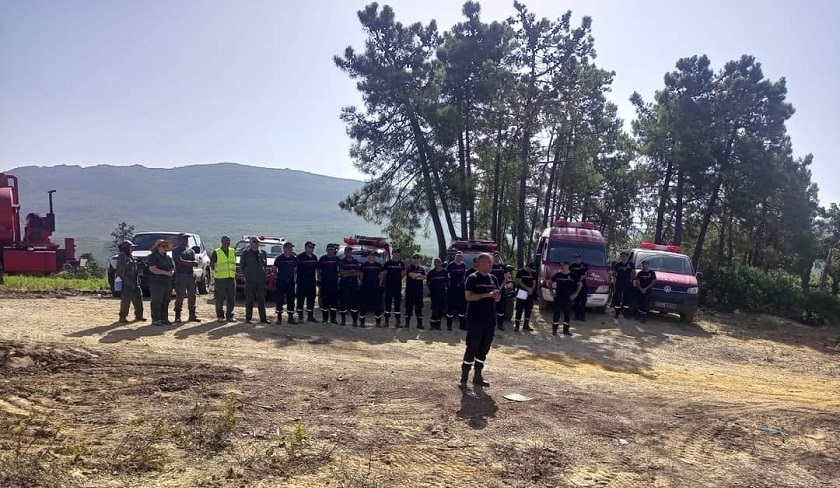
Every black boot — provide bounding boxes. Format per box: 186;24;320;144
552;323;559;336
514;320;521;333
403;316;411;328
174;311;182;324
351;311;359;326
384;314;390;327
473;363;490;387
298;311;304;322
276;312;283;325
288;313;298;325
322;311;329;323
459;316;467;331
416;317;424;329
563;322;571;336
308;313;320;323
496;315;504;331
460;363;471;386
330;310;338;324
375;317;382;327
523;319;533;331
446;315;453;330
359;315;366;328
188;309;201;322
340;312;347;326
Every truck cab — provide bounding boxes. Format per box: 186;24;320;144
624;242;701;323
233;235;286;295
338;235;391;265
445;239;499;268
535;221;610;310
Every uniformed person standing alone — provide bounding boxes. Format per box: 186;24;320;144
382;249;406;328
115;240;145;323
359;252;385;327
404;253;426;329
551;260;581;336
569;253;590;321
210;235;237;322
240;236;269;324
491;253;509;330
446;251;467;331
318;244;341;324
427;257;448;330
296;241;320;323
513;261;537;333
273;242;298;325
633;260;657;323
172;233;201;323
611;251;635;322
338;246;361;326
460;253;501;387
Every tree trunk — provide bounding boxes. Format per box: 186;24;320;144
517;128;531;268
674;167;685;245
727;210;734;264
465;107;475;240
692;172;724;270
407;112;448;257
457;128;468;239
491;127;503;243
654;158;674;244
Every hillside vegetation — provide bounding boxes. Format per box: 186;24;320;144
8;163;394;262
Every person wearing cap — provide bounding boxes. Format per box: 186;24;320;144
241;236;269;324
550;260;581;336
317;243;341;324
273;241;298;324
359;250;385;327
633;260;657;323
172;232;201;324
569;253;590;321
611;250;636;321
146;239;175;326
513;261;537;333
427;257;448;330
382;248;406;327
490;252;510;330
338;246;362;325
296;241;320;323
404;253;427;329
460;253;501;387
210;235;237;322
115;240;144;323
446;251;467;331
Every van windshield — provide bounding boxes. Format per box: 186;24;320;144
634;251;694;275
546;243;605;266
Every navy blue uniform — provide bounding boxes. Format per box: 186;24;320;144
634;269;657;320
318;254;341;323
427;267;448;329
612;259;635;316
404;264;426;327
274;253;297;319
383;259;405;325
296;252;319;320
446;261;467;329
569;261;590;320
359;261;384;326
514;267;537;330
551;271;580;334
461;272;499;384
339;257;361;325
491;263;508;329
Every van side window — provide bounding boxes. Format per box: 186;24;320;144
536;237;546;258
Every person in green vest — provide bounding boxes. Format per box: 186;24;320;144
210;235;237;322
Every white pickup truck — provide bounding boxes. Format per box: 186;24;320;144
107;231;213;297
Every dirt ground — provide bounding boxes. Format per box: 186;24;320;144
1;293;838;488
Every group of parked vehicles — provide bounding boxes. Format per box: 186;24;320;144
104;220;702;323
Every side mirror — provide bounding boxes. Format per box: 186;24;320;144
695;271;704;281
191;246;201;254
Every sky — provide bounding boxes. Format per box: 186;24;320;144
2;0;839;202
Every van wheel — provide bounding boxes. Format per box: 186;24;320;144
680;312;695;324
198;268;211;294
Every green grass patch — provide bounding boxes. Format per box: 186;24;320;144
0;275;109;292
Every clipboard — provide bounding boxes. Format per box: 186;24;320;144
516;288;529;300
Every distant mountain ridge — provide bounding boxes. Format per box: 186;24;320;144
5;163;389;264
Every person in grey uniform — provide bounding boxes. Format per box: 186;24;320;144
146;239;175;326
172;232;201;323
241;236;270;324
115;240;145;323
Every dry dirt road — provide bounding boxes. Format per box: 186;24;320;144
1;292;839;488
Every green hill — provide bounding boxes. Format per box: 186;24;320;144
6;163;390;264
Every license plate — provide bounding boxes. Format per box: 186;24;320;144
654;301;677;310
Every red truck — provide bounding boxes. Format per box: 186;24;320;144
622;242;702;323
338;235;391;264
534;220;610;311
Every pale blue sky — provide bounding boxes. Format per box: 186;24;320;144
2;1;838;201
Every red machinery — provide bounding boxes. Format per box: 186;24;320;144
0;172;78;275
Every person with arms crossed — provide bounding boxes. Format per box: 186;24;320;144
382;249;406;328
634;260;657;323
445;251;467;331
551;260;581;336
426;257;448;331
611;251;636;322
569;253;590;321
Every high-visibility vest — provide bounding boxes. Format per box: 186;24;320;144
214;247;236;279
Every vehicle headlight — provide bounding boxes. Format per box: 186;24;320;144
595;285;609;293
687;287;699;294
